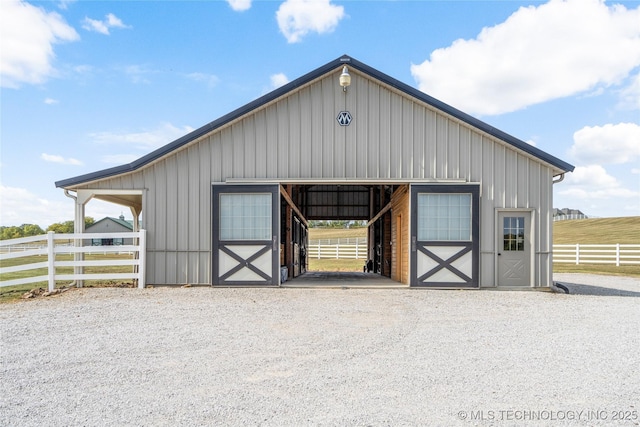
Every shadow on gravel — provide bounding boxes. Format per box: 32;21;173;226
556;282;640;297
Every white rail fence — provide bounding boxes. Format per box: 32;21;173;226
0;231;146;291
306;240;639;266
308;239;368;260
553;244;640;266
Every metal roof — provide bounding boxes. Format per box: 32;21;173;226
56;54;574;188
86;216;133;230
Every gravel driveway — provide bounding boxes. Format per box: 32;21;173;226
2;274;639;426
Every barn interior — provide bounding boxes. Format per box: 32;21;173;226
280;183;410;284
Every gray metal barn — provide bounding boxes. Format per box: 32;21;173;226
56;55;574;289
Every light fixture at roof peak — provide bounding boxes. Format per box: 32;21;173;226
339;66;351;92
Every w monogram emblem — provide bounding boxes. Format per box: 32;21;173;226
336;111;352;126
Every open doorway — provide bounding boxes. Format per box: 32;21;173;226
279;183;408;285
306;220;368;273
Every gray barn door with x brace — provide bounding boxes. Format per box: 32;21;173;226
410;185;479;287
212;184;279;286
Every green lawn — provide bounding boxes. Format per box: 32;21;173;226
0;253;136;303
553;217;640;277
308;258;364;272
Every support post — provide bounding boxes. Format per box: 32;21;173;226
47;231;55;292
74;198;86;287
575;243;580;265
138;229;146;288
616;243;620;267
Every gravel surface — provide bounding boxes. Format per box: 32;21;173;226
1;273;639;426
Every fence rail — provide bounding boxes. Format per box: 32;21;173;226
306;240;639;266
307;239;368;260
553;244;640;266
0;231;146;291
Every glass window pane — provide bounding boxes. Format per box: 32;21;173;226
417;193;472;241
220;193;271;240
502;216;525;251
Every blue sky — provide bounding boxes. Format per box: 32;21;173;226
1;0;639;227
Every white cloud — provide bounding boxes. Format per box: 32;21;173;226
57;0;76;10
276;0;345;43
0;185;73;228
82;13;129;35
632;168;640;175
0;0;79;88
411;0;640;116
41;153;83;165
569;122;640;164
0;185;123;228
618;72;640;110
121;64;154;84
270;73;289;89
44;97;59;105
89;122;195;150
186;72;220;89
559;165;639;200
227;0;252;12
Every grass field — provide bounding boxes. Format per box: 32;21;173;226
553;216;640;244
308;227;368;240
307;227;368;272
0;253;136;303
553;217;640;276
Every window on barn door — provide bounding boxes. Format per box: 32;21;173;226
219;193;272;240
417;194;472;241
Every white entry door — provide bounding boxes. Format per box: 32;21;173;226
497;211;532;287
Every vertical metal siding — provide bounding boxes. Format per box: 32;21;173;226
401;99;413;179
75;68;558;287
299;88;312;178
366;82;380;178
277;100;290;178
412;105;425;179
288;95;301;178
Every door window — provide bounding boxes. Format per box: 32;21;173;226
503;217;525;251
219;193;272;240
417;193;471;241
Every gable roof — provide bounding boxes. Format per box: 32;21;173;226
86;216;133;231
56;54;573;188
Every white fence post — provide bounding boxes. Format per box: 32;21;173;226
47;232;55;291
616;243;620;267
138;229;146;288
576;243;580;265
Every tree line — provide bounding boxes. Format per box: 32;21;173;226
307;220;367;228
0;218;95;240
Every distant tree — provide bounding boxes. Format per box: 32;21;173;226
0;224;45;240
22;224;44;236
47;221;74;234
0;226;22;240
46;217;96;234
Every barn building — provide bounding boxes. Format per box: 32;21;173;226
84;215;134;246
56;55;574;289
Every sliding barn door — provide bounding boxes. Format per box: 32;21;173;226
212;185;279;286
410;185;479;288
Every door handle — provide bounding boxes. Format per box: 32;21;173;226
498;253;502;256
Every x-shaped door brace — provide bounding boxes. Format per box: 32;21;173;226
219;244;272;282
417;244;472;283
